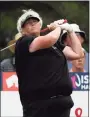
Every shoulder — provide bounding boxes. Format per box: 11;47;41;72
1;58;12;70
15;35;36;50
1;58;15;71
15;35;36;54
54;40;65;51
16;35;36;44
1;58;11;66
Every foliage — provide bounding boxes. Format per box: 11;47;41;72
0;1;89;61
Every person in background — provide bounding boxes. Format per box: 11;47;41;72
1;33;22;72
69;48;86;72
60;23;86;46
60;23;87;72
15;9;84;117
1;55;15;71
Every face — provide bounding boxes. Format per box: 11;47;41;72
72;53;86;69
64;35;72;46
64;33;84;46
22;18;41;36
75;33;84;44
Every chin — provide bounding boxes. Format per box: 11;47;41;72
30;32;38;36
32;31;39;34
77;66;83;69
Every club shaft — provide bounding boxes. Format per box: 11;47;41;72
0;43;15;52
0;19;67;52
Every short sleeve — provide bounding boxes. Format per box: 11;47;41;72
15;35;36;54
54;38;65;51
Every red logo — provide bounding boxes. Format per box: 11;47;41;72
2;72;18;91
75;107;82;117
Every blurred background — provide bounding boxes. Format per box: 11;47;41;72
0;1;89;63
0;2;89;116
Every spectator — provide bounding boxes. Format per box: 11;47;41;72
60;23;87;72
69;48;86;72
60;23;86;46
1;33;22;71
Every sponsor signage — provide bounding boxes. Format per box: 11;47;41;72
1;72;89;117
69;72;89;91
1;72;89;91
2;72;18;91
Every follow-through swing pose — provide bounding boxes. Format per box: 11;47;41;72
15;9;84;117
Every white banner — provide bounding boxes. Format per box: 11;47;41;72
1;91;89;117
1;72;89;117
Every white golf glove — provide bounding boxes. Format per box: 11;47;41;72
54;19;65;25
60;23;73;33
47;19;66;31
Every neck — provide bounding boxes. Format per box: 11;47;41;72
22;32;40;37
71;66;85;72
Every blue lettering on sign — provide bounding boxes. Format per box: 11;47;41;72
69;72;89;91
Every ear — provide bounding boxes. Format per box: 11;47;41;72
21;29;25;35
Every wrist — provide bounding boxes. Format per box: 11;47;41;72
60;23;73;33
47;22;60;31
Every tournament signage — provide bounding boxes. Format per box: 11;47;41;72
69;72;89;91
2;72;18;91
1;72;89;117
1;72;89;91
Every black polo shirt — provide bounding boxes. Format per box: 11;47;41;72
15;35;73;102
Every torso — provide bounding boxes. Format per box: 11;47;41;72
15;36;73;101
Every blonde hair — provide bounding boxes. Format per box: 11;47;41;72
17;9;43;33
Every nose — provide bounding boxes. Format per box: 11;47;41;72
27;21;36;26
31;21;37;26
30;22;35;26
78;59;82;62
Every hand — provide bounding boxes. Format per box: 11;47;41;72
60;23;73;33
54;19;66;25
47;22;60;31
47;19;67;31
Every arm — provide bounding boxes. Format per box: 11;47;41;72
68;32;84;57
63;46;84;60
29;26;61;52
60;23;84;60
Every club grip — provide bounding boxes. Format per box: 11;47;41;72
63;19;67;23
41;19;67;33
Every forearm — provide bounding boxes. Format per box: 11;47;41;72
68;32;84;57
29;27;61;52
45;27;61;46
29;20;66;52
59;23;84;58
